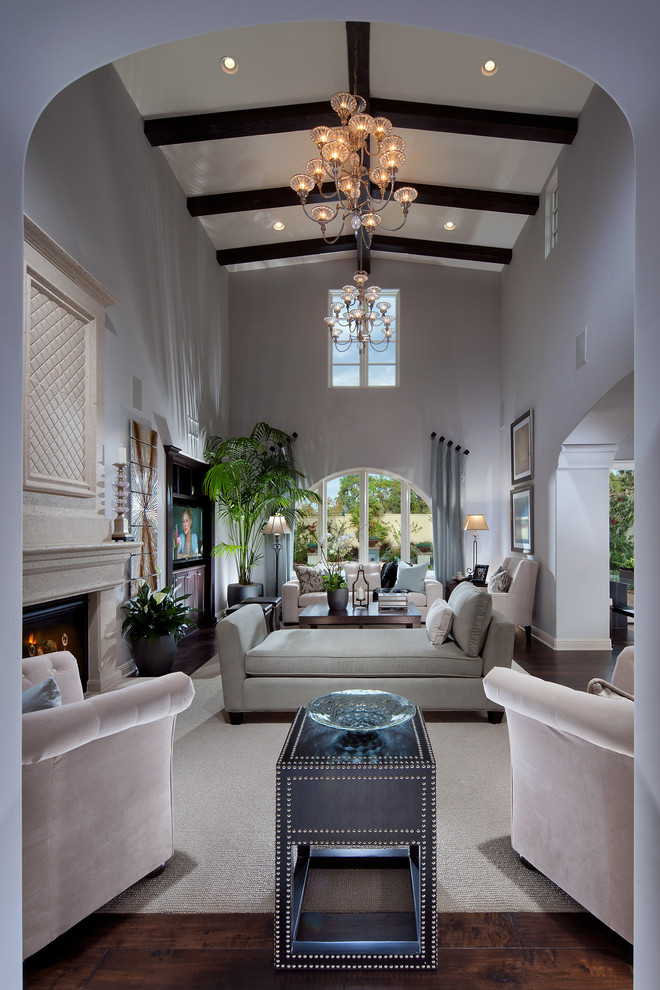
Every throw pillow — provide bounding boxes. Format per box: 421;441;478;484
22;676;62;714
426;599;454;645
394;561;428;594
488;566;512;593
293;563;325;594
448;582;493;657
587;678;634;702
380;561;398;589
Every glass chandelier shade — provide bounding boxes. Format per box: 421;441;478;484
290;92;417;248
325;270;395;355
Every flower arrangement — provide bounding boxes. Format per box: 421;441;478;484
121;582;194;642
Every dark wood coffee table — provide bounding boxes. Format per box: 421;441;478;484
299;602;421;629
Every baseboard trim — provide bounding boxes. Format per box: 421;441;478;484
534;630;613;651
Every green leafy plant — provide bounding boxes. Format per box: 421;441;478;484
609;470;634;572
204;422;320;586
121;583;194;642
318;518;353;590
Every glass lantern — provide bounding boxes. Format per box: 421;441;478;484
351;564;369;608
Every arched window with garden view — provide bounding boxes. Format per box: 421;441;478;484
293;470;433;572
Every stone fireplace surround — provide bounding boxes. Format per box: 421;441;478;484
23;542;137;693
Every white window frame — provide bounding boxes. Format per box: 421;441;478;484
328;288;400;388
312;468;431;567
544;168;559;258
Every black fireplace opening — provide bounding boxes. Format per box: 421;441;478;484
23;596;89;689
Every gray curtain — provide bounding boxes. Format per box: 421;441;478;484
431;437;466;589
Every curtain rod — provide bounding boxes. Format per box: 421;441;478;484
430;432;469;455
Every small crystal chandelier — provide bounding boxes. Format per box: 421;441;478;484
325;270;395;354
290;92;417;250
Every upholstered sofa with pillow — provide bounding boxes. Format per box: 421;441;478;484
22;651;195;957
483;647;634;942
217;581;515;723
282;560;443;624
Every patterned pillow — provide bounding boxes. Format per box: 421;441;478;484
394;561;428;593
293;564;325;594
380;561;398;589
426;599;454;645
488;566;512;593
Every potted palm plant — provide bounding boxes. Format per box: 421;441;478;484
121;582;194;676
204;422;320;606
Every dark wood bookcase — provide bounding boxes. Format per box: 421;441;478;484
164;445;216;628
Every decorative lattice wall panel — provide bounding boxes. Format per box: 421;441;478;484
23;216;116;501
24;279;94;495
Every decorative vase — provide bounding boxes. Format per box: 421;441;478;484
130;633;177;677
327;587;349;611
227;583;264;607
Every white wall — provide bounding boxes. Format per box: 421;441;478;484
500;85;634;639
24;64;231;619
229;256;502;570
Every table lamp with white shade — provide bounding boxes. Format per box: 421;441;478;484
463;514;489;574
262;514;291;594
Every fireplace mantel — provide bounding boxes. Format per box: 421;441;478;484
23;541;139;692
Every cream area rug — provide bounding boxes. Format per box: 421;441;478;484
100;658;580;915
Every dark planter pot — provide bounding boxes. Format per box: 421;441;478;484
227;583;264;608
327;587;349;611
130;634;177;677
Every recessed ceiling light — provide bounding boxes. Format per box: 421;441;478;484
481;59;498;77
272;221;285;231
444;220;457;231
220;56;239;75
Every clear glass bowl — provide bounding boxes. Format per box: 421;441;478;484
307;689;416;732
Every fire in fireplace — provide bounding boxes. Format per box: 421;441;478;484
23;596;89;688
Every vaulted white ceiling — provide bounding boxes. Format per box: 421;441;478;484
114;21;593;273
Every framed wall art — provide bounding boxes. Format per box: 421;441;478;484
511;485;534;554
511;409;534;485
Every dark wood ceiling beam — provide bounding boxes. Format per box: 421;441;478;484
217;235;357;267
347;22;370;106
371;235;512;266
370;97;577;144
188;183;538;218
412;182;538;215
144;102;334;146
216;234;511;268
145;101;577;148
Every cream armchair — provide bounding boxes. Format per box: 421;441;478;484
489;556;538;643
483;648;634;942
282;561;443;624
22;651;195;957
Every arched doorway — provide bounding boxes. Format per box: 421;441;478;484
555;372;633;647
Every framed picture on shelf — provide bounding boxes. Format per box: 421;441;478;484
511;410;534;484
472;564;489;583
511;486;534;553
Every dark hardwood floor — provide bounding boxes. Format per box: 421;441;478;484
24;621;635;989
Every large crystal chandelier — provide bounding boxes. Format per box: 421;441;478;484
289;92;417;249
324;270;395;354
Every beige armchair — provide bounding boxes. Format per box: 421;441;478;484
483;648;633;942
22;651;195;957
489;556;538;643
